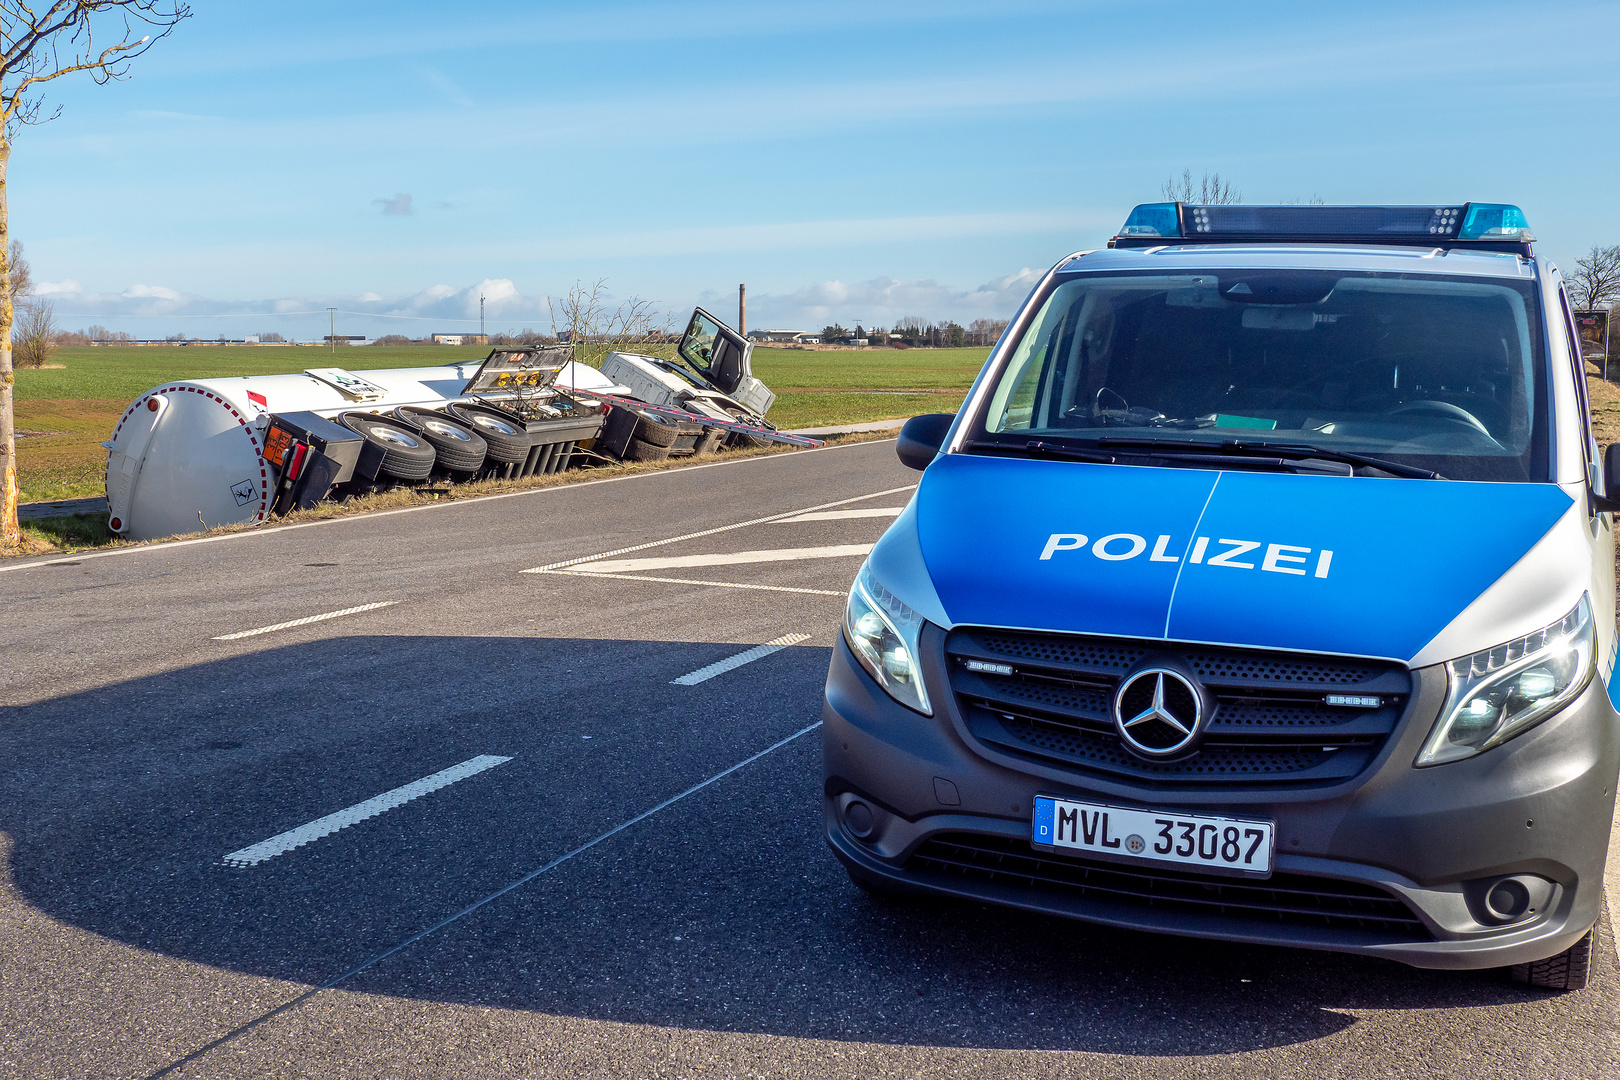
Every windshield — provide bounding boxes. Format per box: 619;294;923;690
973;269;1547;482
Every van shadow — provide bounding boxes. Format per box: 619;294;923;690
0;635;1575;1057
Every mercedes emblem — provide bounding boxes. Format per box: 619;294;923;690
1113;668;1205;757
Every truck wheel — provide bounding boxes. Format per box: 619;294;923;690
623;437;672;463
695;426;727;455
341;415;436;481
395;409;488;473
724;408;774;450
1510;928;1594;990
632;411;681;448
728;430;772;450
447;404;531;464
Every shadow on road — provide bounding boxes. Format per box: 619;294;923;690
0;635;1584;1058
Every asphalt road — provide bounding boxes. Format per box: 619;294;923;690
1;438;1616;1079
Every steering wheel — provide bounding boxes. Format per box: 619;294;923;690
1385;400;1492;437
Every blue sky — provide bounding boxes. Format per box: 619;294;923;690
15;0;1620;339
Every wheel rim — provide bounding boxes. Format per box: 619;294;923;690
424;420;472;441
473;415;519;436
372;426;420;448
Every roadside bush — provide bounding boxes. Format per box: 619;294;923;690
14;298;57;368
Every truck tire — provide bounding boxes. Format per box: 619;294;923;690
632;411;682;448
446;403;531;465
724;408;774;450
727;429;772;450
394;408;488;473
1510;928;1593;990
341;414;436;481
695;426;727;455
623;437;672;463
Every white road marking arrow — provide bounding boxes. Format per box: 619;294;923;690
774;507;904;522
567;544;873;575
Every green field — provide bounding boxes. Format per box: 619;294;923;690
12;344;986;502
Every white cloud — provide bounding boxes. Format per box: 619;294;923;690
40;268;1038;340
35;279;81;295
375;193;413;215
123;284;183;300
707;267;1043;330
363;279;536;322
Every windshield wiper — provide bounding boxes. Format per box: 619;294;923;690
1093;437;1444;479
966;438;1339;475
962;438;1118;464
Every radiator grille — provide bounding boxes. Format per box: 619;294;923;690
947;628;1410;786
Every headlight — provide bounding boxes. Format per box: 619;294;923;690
1416;595;1595;766
843;563;932;715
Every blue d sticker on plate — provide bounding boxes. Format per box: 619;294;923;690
1033;796;1054;842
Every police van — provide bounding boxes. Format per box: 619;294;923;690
824;203;1618;990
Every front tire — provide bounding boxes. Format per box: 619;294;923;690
1510;927;1594;990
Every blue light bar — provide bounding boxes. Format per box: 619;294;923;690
1119;202;1179;237
1112;202;1534;246
1458;203;1534;241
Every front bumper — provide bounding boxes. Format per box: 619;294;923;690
822;628;1620;970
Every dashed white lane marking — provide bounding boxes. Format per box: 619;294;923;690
672;633;812;685
545;570;843;596
522;484;914;573
213;601;396;641
569;544;873;575
153;723;824;1077
775;507;904;523
220;755;512;867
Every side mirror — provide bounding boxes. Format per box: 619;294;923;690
1597;443;1620;514
896;413;955;471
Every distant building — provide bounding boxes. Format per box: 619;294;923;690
746;328;804;343
323;335;372;345
431;333;489;346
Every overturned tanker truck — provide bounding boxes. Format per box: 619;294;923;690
102;307;816;541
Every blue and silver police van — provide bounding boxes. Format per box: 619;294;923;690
824;203;1617;990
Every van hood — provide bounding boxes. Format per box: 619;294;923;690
914;454;1574;662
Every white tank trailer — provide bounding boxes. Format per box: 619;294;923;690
103;356;624;541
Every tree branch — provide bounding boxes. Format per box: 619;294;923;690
0;2;190;129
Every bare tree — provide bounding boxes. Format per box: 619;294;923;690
1570;245;1620;312
967;317;1009;346
13;296;52;367
0;1;190;542
546;278;668;368
86;322;131;343
5;237;28;309
1162;169;1242;204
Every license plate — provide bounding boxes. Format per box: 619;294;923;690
1032;796;1274;877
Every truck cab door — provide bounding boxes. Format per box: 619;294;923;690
677;307;775;417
